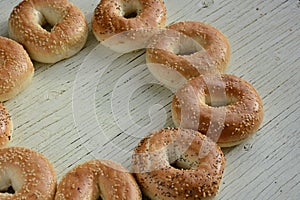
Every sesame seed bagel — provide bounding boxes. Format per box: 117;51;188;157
0;147;56;199
55;160;142;200
132;128;225;200
0;36;34;102
146;21;230;90
92;0;166;42
172;74;264;147
8;0;88;63
0;104;12;147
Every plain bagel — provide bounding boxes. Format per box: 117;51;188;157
8;0;88;63
172;74;264;147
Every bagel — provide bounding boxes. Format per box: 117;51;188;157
55;160;142;200
0;36;34;101
8;0;88;63
132;128;225;199
92;0;166;42
0;104;12;147
172;74;264;147
146;21;230;90
0;147;56;199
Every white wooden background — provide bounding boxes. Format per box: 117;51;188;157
0;0;299;199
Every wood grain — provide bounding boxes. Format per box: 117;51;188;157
0;0;299;199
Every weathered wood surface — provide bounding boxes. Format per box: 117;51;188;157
0;0;299;199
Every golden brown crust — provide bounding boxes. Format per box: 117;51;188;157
172;74;264;147
8;0;88;63
0;104;12;147
132;128;225;200
146;21;230;89
55;160;142;200
92;0;166;41
0;36;34;101
0;147;56;199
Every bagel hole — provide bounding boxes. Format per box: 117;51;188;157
124;10;138;18
205;95;237;107
41;22;54;32
95;185;103;200
170;162;190;170
0;186;15;194
35;9;61;32
121;1;141;19
177;49;198;56
170;158;191;170
176;45;199;56
176;36;204;56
